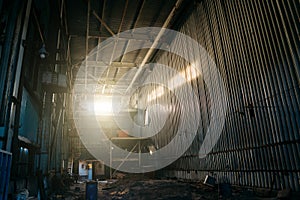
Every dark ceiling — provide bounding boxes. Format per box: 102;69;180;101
65;0;194;95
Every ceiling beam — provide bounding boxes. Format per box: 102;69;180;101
92;34;154;43
72;33;154;41
96;0;106;65
120;0;146;63
84;61;137;68
92;10;115;36
125;0;184;93
118;0;128;34
100;0;129;94
110;61;137;68
85;0;91;89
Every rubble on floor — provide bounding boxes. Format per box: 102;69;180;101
37;174;299;200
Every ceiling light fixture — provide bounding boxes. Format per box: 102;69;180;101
39;43;48;59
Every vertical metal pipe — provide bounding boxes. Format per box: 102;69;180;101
5;0;32;152
0;0;21;124
40;92;52;173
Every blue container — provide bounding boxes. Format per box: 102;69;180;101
219;183;232;198
86;181;98;200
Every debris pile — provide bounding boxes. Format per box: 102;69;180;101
39;174;300;199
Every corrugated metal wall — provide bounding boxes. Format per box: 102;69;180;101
140;0;300;190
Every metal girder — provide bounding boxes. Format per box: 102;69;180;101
92;10;115;36
86;61;137;68
88;33;155;41
125;0;184;93
98;0;129;94
6;0;33;152
120;0;146;63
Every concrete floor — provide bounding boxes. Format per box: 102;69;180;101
44;174;300;200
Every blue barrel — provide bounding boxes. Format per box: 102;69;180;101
86;181;98;200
